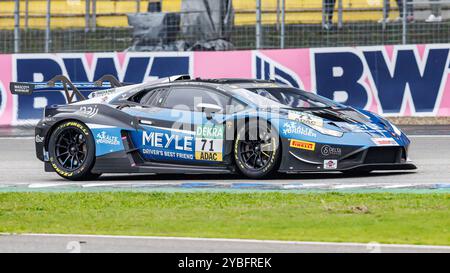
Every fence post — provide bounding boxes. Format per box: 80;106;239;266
45;0;51;53
322;0;326;28
338;0;343;28
25;0;29;31
85;0;91;33
256;0;262;49
14;0;20;53
136;0;141;13
381;0;387;30
280;0;285;48
92;0;97;32
276;0;280;31
402;0;407;44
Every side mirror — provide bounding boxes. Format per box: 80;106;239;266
195;103;222;119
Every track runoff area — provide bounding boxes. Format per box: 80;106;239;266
1;125;449;190
0;125;449;253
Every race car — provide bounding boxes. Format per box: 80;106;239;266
10;74;416;180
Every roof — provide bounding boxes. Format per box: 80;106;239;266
187;78;275;85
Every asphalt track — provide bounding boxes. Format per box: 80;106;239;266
1;234;449;253
0;126;449;253
0;126;449;185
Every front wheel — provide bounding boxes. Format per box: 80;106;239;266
48;120;101;181
234;120;281;179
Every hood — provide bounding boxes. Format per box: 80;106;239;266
280;106;398;138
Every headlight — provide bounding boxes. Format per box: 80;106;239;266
389;122;402;136
371;112;402;136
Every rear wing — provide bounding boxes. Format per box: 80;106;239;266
9;74;126;104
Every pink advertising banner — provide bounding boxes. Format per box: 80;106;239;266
1;44;450;126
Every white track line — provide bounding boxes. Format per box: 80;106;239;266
2;233;449;250
0;136;34;140
409;135;450;138
1;182;447;189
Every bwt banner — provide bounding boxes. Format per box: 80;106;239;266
1;44;450;126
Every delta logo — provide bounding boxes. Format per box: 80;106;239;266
289;139;316;151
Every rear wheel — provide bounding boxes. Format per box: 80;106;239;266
234;120;281;178
48;121;101;181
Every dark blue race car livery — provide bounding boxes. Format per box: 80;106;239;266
10;74;416;180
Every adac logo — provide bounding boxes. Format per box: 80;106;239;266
289;139;316;151
288;110;324;127
252;52;303;88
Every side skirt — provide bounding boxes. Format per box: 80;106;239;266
91;151;235;174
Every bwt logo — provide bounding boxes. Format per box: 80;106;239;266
12;53;192;124
253;52;303;89
312;46;450;115
254;46;450;116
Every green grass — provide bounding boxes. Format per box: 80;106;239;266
0;192;449;245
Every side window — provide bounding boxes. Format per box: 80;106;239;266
130;87;168;105
227;98;246;113
163;87;230;112
147;89;167;106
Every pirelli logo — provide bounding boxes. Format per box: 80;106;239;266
290;139;316;151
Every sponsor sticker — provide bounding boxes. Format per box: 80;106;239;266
282;121;317;138
96;131;120;146
342;123;385;133
288;110;324;127
35;135;44;143
195;151;223;161
324;159;337;169
195;124;224;161
90;88;117;98
78;105;98;118
251;83;279;88
141;128;195;161
289;139;316;151
10;82;33;95
321;145;342;156
196;124;224;139
371;137;398;146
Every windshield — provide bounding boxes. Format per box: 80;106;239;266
247;87;343;109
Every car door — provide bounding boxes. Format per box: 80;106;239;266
129;85;232;165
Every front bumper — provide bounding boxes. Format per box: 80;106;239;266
278;138;417;173
339;162;417;172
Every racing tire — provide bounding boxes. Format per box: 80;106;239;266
48;120;101;181
234;120;281;179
